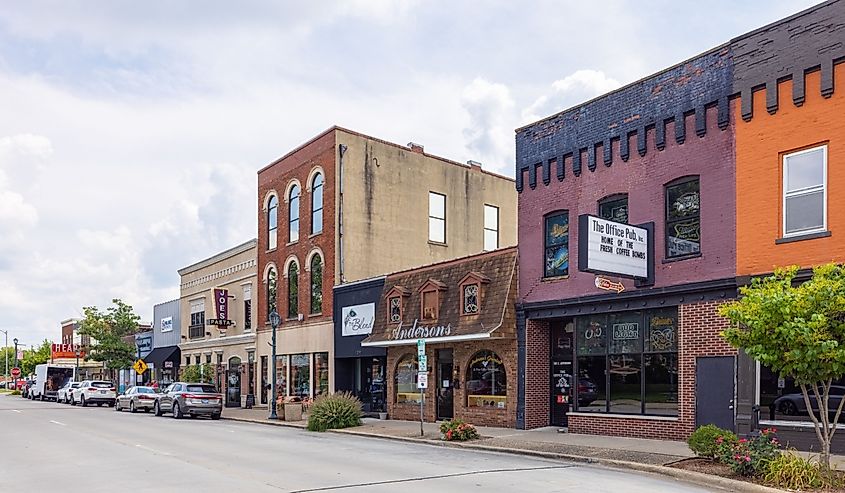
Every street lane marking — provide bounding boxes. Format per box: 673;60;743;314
12;409;21;413
49;420;66;426
136;444;172;456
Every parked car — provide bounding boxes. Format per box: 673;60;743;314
22;379;36;398
577;378;599;407
57;381;80;404
115;386;158;413
154;382;222;420
771;385;845;418
71;380;116;407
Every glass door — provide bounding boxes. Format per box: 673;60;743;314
550;320;574;427
436;349;454;420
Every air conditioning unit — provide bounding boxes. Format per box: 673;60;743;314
298;313;304;321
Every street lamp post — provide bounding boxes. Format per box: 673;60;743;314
75;348;81;380
268;310;281;420
13;338;19;390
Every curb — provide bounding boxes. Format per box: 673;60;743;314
223;416;784;493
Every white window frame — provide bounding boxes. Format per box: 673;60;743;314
483;204;499;251
782;145;827;237
428;192;446;243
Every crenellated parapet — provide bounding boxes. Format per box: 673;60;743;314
516;0;845;193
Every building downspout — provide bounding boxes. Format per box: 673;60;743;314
338;143;348;284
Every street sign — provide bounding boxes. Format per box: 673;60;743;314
418;354;428;372
11;367;21;378
417;373;428;389
132;359;148;375
417;339;425;357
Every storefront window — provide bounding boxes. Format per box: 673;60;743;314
313;352;329;397
466;350;506;408
291;353;310;399
759;365;845;424
575;308;678;416
395;354;421;404
274;355;287;399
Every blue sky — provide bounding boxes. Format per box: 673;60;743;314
0;0;819;346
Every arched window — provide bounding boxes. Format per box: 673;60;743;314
266;266;277;318
466;350;507;408
267;195;278;250
311;173;323;235
289;184;301;243
288;261;299;318
228;356;241;369
395;354;421;404
310;253;323;314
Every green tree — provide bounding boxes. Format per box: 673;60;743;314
20;340;51;375
180;364;216;384
720;264;845;470
78;299;141;376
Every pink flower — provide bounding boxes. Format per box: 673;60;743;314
745;456;751;462
738;438;747;443
716;436;724;444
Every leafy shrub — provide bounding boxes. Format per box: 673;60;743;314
306;391;362;432
764;450;824;490
440;419;480;441
10;390;20;395
720;428;781;476
688;425;737;458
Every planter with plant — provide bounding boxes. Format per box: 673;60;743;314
306;391;362;432
439;419;480;442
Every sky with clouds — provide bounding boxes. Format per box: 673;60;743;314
0;0;819;347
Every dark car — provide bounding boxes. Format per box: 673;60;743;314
577;378;599;407
771;385;845;418
153;382;223;420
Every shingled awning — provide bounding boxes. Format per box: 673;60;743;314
361;248;517;347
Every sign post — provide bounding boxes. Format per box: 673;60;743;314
417;339;426;437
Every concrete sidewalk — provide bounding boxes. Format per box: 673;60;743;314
222;406;691;465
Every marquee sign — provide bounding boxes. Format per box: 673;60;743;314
51;343;84;359
578;215;654;282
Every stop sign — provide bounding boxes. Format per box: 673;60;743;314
11;367;21;378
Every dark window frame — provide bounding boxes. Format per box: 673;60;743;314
598;193;629;224
543;210;570;278
289;184;301;243
288;261;299;319
310;254;323;314
311;172;324;235
664;176;701;260
267;195;278;250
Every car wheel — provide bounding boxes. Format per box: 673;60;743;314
81;396;87;407
154;401;163;416
114;400;121;411
781;400;798;416
172;402;182;419
211;413;221;420
97;402;103;407
130;401;136;414
144;408;149;413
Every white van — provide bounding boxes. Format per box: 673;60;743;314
31;364;76;401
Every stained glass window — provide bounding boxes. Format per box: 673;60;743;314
544;212;569;278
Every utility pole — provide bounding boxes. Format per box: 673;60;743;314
13;338;19;390
0;329;8;386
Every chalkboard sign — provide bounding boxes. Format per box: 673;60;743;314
245;394;255;409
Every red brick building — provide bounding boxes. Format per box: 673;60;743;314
362;248;518;427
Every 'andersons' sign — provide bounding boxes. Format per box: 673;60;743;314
391;319;452;341
578;215;653;280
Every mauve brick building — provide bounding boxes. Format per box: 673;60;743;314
514;23;740;441
515;0;845;443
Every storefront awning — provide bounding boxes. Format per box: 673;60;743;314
143;346;181;367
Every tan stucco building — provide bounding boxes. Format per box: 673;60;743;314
255;127;517;407
178;239;258;408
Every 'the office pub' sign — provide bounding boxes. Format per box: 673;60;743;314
207;288;234;328
578;214;653;281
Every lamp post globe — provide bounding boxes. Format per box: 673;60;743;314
269;310;281;420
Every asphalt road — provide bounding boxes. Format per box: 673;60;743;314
0;395;718;493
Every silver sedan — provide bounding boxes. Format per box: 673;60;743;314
115;386;159;413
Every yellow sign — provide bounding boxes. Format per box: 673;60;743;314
132;359;148;375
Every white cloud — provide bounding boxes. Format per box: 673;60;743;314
460;78;516;174
522;69;622;124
